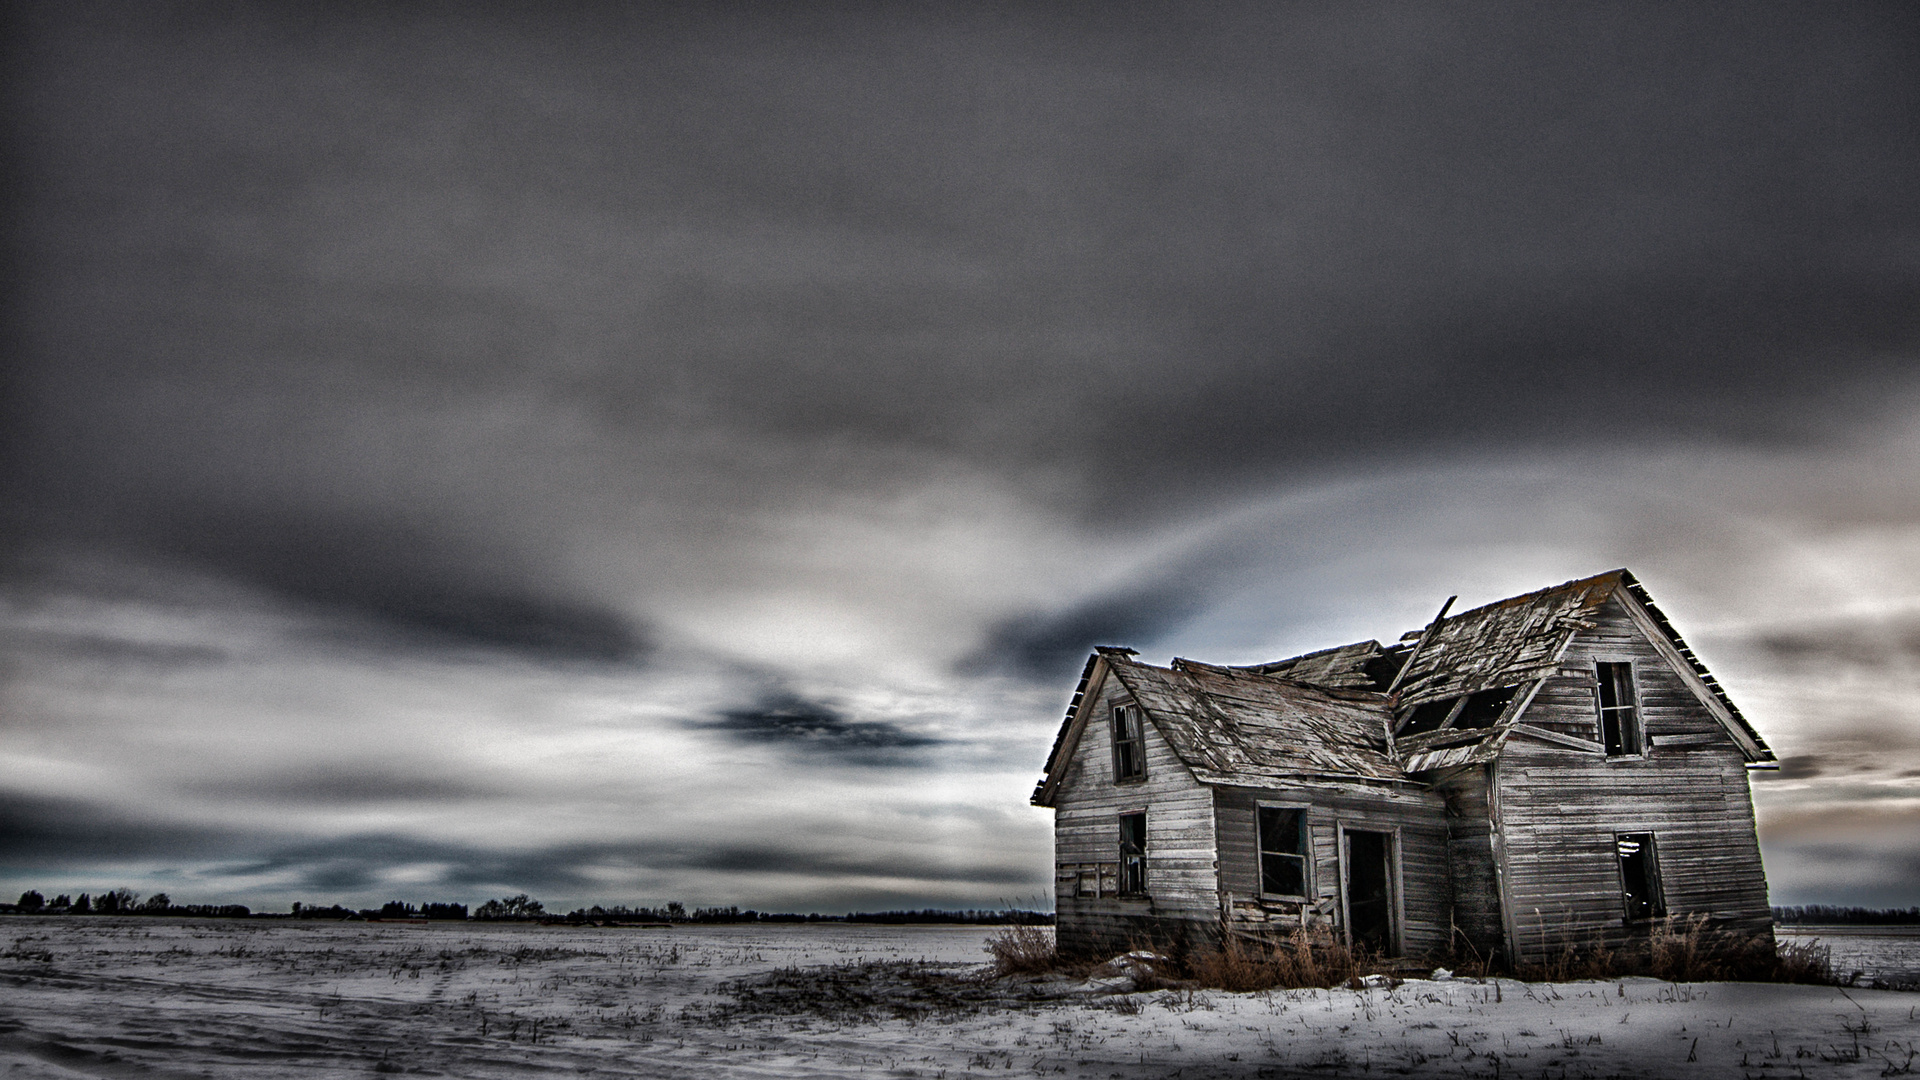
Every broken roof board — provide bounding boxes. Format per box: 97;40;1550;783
1387;571;1617;707
1121;658;1404;784
1033;570;1774;804
1236;639;1387;690
1033;651;1408;806
1386;570;1770;763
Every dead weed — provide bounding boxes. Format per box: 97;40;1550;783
1185;927;1390;991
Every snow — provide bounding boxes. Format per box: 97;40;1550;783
2;917;1916;1078
1781;927;1920;991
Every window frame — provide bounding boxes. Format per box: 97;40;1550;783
1111;702;1147;784
1256;803;1311;900
1594;660;1646;758
1117;811;1148;898
1614;831;1664;922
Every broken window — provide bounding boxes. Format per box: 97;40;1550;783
1616;832;1663;921
1258;806;1307;898
1398;684;1518;735
1596;662;1643;756
1118;812;1147;896
1453;685;1520;729
1111;704;1146;782
1397;697;1459;736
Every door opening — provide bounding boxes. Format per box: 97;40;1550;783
1344;830;1395;956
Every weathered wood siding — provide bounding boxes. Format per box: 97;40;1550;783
1052;668;1220;955
1433;766;1504;963
1213;781;1452;959
1496;594;1772;964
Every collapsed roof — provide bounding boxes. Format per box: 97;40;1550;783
1031;569;1774;806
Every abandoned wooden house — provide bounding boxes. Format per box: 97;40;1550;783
1032;570;1777;965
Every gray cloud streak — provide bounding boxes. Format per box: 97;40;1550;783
705;691;943;764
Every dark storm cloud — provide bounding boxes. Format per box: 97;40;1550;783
0;791;250;862
128;505;649;664
1760;805;1920;906
1769;755;1827;781
1750;722;1920;780
290;580;650;666
705;692;941;762
0;629;226;669
522;841;1033;887
1766;841;1920;909
0;790;1029;898
184;768;500;806
218;834;1031;897
5;0;1916;587
969;581;1208;680
1751;618;1920;673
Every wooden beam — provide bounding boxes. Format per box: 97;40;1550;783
1509;723;1604;753
1488;757;1520;968
1650;733;1719;747
1386;594;1456;698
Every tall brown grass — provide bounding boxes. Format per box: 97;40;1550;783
987;914;1835;989
1185;927;1385;991
1518;914;1837;985
982;924;1060;976
1767;935;1836;985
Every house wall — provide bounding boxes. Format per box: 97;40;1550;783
1213;781;1452;960
1433;766;1505;964
1496;594;1772;965
1052;669;1221;956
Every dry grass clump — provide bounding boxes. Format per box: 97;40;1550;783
1520;914;1838;985
1648;914;1839;984
1766;935;1837;985
990;914;1838;991
1527;937;1622;982
983;924;1062;976
1648;913;1724;981
1185;927;1385;991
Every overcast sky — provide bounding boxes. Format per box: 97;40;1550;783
3;2;1918;914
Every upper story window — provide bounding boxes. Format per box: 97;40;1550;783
1397;697;1458;736
1596;661;1644;757
1258;806;1307;898
1111;704;1146;782
1395;684;1521;736
1453;684;1520;729
1118;812;1148;895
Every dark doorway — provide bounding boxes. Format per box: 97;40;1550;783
1344;830;1395;956
1616;833;1662;921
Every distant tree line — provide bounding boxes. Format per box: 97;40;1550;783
8;888;1053;926
1772;905;1920;925
473;894;545;920
289;903;362;920
558;903;1053;926
843;908;1053;925
286;901;471;920
10;890;250;918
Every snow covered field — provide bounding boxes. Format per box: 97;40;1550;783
1780;926;1920;991
3;918;1917;1079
